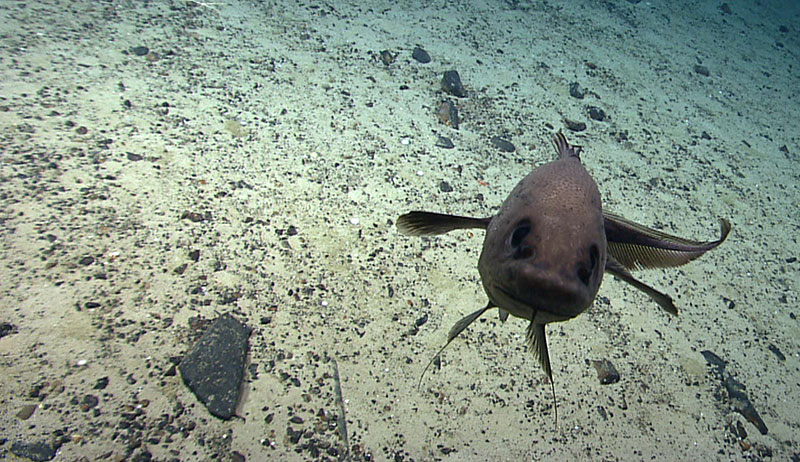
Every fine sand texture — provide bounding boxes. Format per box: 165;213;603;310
1;0;798;460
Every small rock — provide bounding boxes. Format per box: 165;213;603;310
179;313;252;420
438;181;453;193
569;82;585;99
78;255;95;266
435;136;454;149
16;404;38;420
80;394;99;412
131;46;150;56
694;65;710;77
564;118;587;132
379;50;396;66
590;359;620;384
11;441;58;462
441;70;466;97
587;106;606;121
93;377;109;390
436;100;459;129
412;47;431;63
490;136;515;152
0;322;17;338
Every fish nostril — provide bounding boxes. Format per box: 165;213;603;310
577;244;600;285
514;245;535;260
577;266;591;285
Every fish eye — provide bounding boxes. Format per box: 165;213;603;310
577;244;599;286
508;220;535;260
510;220;530;247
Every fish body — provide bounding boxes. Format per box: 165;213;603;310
479;135;605;328
397;133;730;402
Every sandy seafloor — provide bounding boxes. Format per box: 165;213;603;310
1;0;799;460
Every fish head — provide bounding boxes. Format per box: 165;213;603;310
478;158;607;323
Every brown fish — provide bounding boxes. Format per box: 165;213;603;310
397;133;730;421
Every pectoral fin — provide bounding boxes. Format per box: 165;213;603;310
605;255;678;315
397;211;491;236
604;212;731;270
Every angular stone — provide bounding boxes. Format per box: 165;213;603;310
10;441;57;462
179;313;251;420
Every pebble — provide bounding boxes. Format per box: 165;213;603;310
412;47;431;63
569;82;585;99
590;359;620;384
16;404;38;420
694;64;710;77
131;46;150;56
435;136;454;149
379;50;396;66
490;136;515;152
587;106;606;121
441;70;466;97
0;322;17;339
10;441;58;461
436;100;459;129
564;118;587;132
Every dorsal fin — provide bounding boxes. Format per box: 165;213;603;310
552;132;582;160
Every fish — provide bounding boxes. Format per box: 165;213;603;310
397;132;730;423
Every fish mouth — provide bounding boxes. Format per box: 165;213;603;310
491;283;582;323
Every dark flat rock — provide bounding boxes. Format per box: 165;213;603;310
10;441;58;462
179;313;251;420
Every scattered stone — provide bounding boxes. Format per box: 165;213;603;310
590;359;620;384
16;404;38;420
130;46;150;56
569;82;585;99
435;136;454;149
441;70;466;97
181;210;207;222
415;314;428;327
179;313;252;420
78;255;95;266
563;118;587;132
490;136;515;152
126;152;143;161
94;377;109;390
412;47;431;63
694;65;710;77
0;322;17;339
767;343;785;361
701;349;768;435
438;180;453;193
80;394;99;411
436;100;459;129
587;106;606;121
379;50;396;66
10;440;58;462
